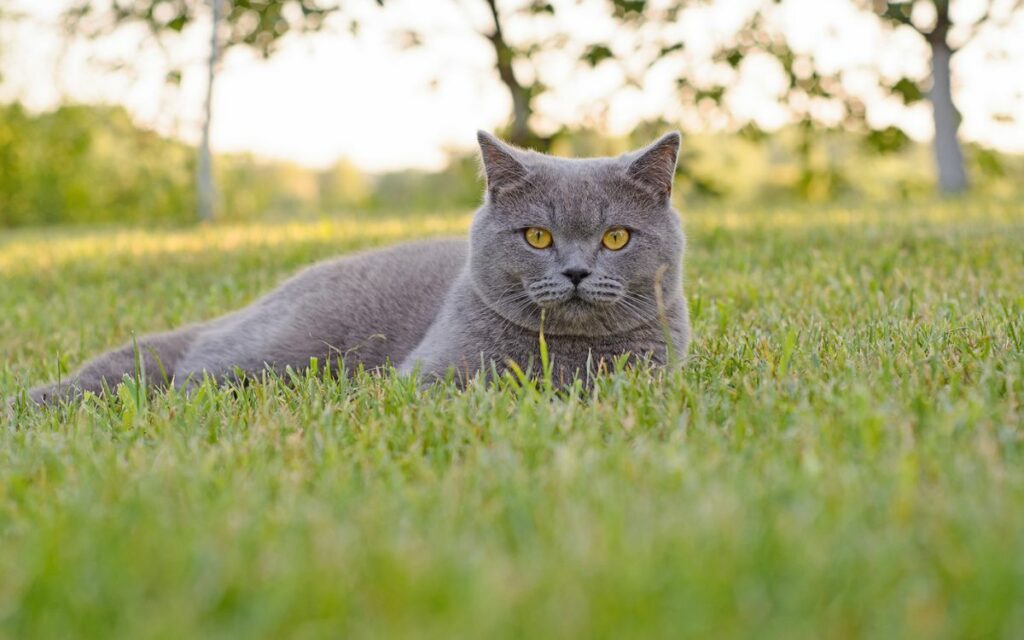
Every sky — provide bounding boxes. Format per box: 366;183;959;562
2;0;1022;171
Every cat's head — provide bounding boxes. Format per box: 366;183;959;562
469;131;685;337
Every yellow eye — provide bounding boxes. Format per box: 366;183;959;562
602;227;630;251
524;227;553;249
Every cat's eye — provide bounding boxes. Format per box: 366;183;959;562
602;227;630;251
524;227;553;249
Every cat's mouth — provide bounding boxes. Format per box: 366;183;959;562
522;278;624;314
508;281;647;336
533;289;618;309
562;294;591;309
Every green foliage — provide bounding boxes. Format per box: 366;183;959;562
217;154;324;219
527;0;555;14
369;153;482;212
581;43;614;67
864;125;912;154
3;201;1024;637
64;0;347;58
401;0;567;150
609;0;648;18
319;158;371;210
891;77;925;105
2;103;1021;227
876;0;915;26
603;0;1022;196
0;103;352;225
0;103;195;226
547;122;1024;204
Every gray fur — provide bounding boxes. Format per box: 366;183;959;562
22;132;690;406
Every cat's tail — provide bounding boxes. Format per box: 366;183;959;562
19;324;205;408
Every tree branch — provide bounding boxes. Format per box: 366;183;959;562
480;0;533;145
871;0;930;38
481;0;521;98
483;0;505;43
928;0;951;44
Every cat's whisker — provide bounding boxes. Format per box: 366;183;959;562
614;294;658;329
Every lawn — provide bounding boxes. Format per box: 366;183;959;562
1;200;1022;639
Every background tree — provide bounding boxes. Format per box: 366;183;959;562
401;0;566;150
480;0;544;148
597;0;1022;196
864;0;1023;193
653;4;867;199
62;0;363;220
581;1;850;198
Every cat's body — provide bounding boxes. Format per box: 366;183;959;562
176;239;467;385
22;132;690;406
26;239;468;404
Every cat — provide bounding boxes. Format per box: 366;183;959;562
20;131;690;406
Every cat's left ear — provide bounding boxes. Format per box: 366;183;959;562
626;132;681;198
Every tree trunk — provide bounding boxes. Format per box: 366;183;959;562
501;56;533;148
197;0;220;221
928;37;968;194
482;0;540;150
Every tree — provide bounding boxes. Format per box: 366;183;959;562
402;0;564;150
197;0;221;222
481;0;540;148
597;0;1022;196
610;2;866;198
866;0;1022;193
62;0;357;220
470;0;568;149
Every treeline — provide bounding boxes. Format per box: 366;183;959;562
0;102;489;227
1;103;1020;227
0;103;195;226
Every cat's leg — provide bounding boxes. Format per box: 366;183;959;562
23;324;205;407
170;305;342;390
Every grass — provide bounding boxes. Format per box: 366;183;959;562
1;200;1023;638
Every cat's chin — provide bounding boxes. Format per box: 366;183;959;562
536;294;601;312
537;297;616;333
559;296;594;311
576;292;622;307
533;291;618;307
516;292;638;336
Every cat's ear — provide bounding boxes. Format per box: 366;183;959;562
626;132;681;198
477;131;529;195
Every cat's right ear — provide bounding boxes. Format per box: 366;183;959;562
626;131;681;199
477;131;529;196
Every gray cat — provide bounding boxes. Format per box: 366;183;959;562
21;131;690;406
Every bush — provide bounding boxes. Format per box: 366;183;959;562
0;103;195;226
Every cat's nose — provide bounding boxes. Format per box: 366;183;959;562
563;268;591;286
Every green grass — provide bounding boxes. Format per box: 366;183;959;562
2;200;1023;639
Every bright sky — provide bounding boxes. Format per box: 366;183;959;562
2;0;1022;171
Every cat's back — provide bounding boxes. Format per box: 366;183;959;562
251;237;468;366
282;236;467;314
303;236;467;293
